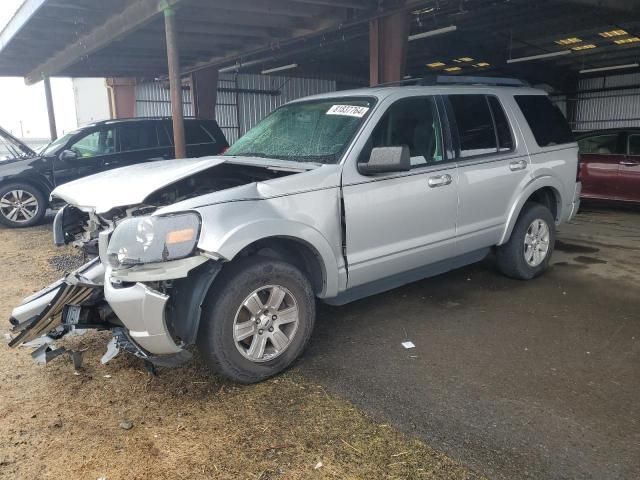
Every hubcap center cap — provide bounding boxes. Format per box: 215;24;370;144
258;313;274;329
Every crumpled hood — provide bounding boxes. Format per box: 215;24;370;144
51;156;319;213
52;157;227;213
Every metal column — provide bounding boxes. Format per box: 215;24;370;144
164;7;186;159
43;77;57;141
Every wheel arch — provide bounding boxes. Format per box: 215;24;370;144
232;236;326;297
199;219;342;299
0;175;53;202
499;177;563;245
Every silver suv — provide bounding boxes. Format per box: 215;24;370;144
9;81;581;383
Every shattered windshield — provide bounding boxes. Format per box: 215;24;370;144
226;98;374;164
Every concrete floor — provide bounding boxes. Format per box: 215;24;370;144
300;205;640;480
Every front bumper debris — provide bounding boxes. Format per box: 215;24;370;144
8;258;104;347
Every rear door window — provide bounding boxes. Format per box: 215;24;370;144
185;122;216;145
118;123;159;152
447;94;498;157
578;134;623;155
628;134;640;156
515;95;574;147
488;96;514;152
157;123;172;147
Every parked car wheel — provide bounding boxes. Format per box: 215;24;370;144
496;202;555;280
0;182;47;228
198;256;316;384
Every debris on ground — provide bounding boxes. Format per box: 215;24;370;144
119;420;133;430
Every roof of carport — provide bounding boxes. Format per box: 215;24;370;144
0;0;390;84
0;0;639;90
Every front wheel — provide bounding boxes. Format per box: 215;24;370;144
197;257;316;384
0;182;47;228
496;203;555;280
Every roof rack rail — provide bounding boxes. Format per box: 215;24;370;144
373;75;529;88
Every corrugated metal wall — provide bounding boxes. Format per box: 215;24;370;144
135;81;193;117
574;73;640;131
135;74;336;144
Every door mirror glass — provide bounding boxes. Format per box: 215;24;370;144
59;149;78;161
358;146;410;175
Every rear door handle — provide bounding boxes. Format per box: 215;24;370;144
428;174;452;188
619;160;639;166
509;159;528;171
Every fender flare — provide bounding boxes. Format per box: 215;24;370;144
201;219;342;299
498;175;564;245
0;174;53;201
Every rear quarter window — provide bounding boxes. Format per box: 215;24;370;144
515;95;574;148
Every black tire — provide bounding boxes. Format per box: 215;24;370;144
496;202;556;280
197;256;316;384
0;182;47;228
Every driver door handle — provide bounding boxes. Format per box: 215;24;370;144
428;174;452;188
620;160;639;166
510;159;528;171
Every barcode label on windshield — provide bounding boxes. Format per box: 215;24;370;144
326;105;370;118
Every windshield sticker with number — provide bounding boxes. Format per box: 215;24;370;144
326;105;370;118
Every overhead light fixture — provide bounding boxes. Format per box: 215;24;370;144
426;61;446;68
580;63;639;74
444;66;462;72
507;50;572;64
409;25;457;41
412;6;435;15
473;62;491;68
599;29;628;38
614;37;640;45
555;37;582;45
572;44;597;51
453;57;474;63
261;63;298;75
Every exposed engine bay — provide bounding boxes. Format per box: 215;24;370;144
56;163;294;250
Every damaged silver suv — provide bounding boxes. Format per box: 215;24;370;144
8;79;581;383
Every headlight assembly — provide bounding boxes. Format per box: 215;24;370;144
107;213;201;268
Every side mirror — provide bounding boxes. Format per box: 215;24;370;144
59;149;78;161
358;146;411;175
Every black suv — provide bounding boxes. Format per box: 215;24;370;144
0;117;228;228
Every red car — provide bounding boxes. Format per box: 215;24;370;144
577;129;640;204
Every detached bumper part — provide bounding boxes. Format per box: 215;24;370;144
9;259;104;347
104;268;182;355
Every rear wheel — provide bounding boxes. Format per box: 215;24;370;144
496;202;555;280
0;182;47;228
197;257;316;384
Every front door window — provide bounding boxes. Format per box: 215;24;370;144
69;128;116;158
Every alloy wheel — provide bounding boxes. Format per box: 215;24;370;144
233;284;300;363
524;218;550;267
0;189;39;224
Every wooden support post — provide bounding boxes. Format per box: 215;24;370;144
164;7;186;159
191;66;219;120
43;77;57;141
369;11;409;86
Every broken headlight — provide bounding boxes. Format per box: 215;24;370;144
106;213;200;268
